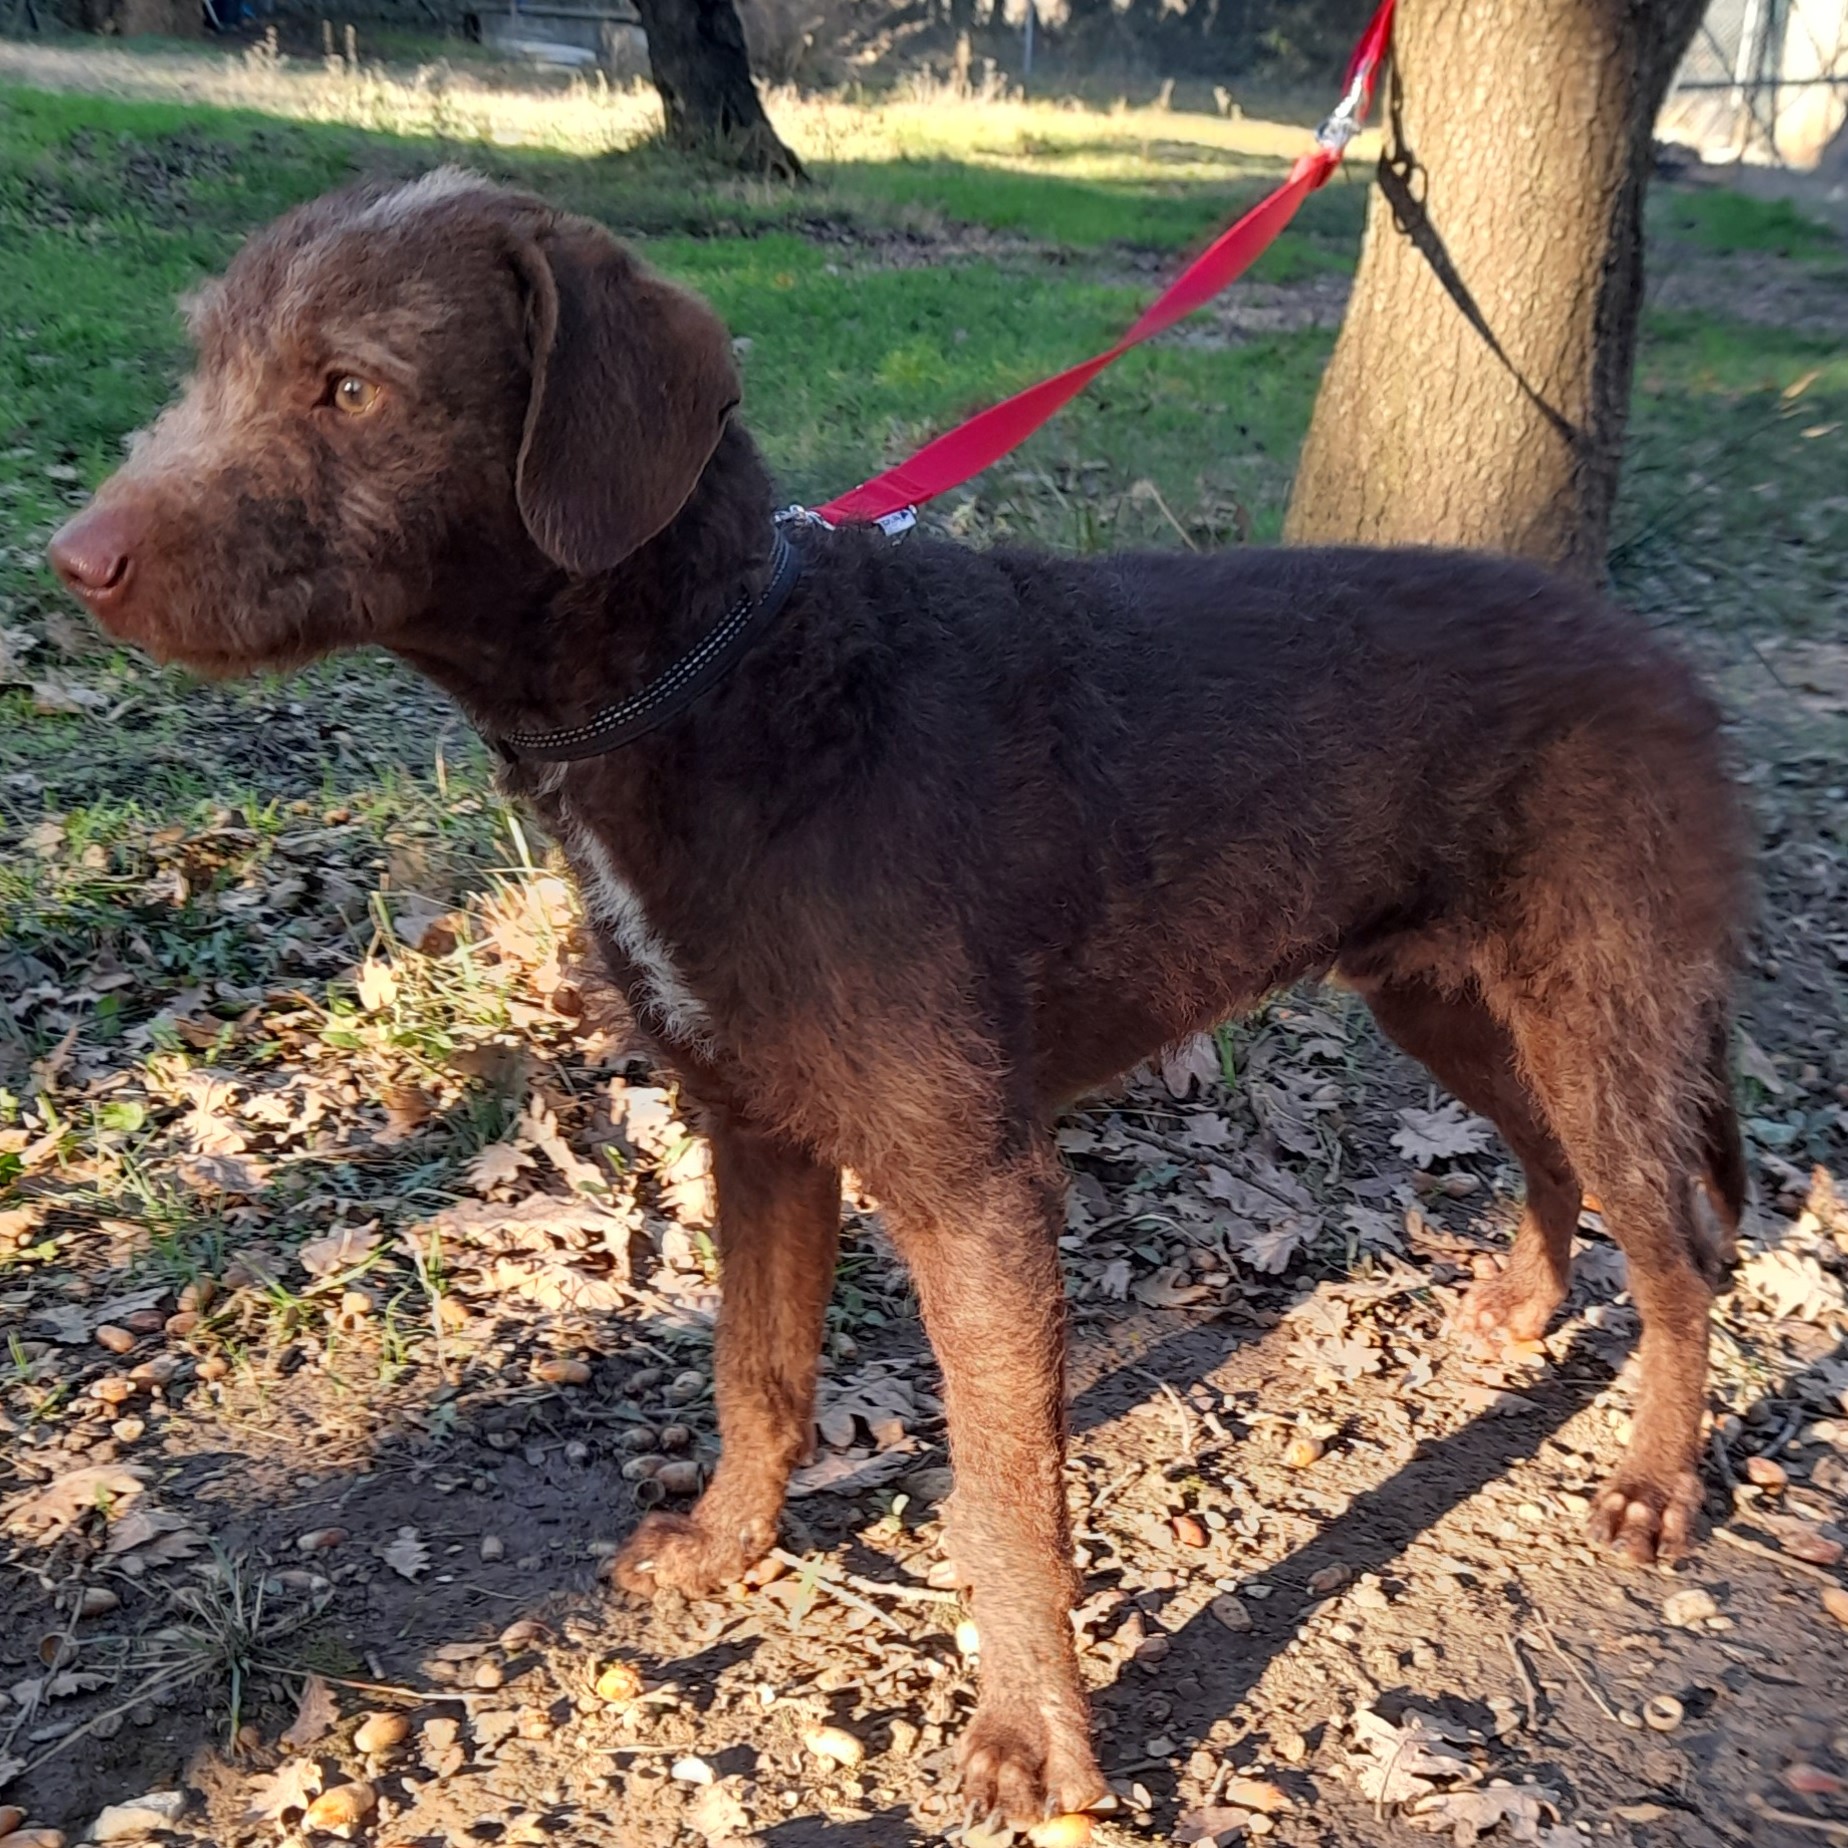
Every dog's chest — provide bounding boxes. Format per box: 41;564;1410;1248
556;805;712;1048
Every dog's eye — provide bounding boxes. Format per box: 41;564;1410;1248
330;375;380;416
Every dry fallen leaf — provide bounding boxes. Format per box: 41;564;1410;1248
280;1673;337;1753
381;1528;429;1581
1392;1102;1494;1168
2;1465;149;1543
467;1140;535;1194
1159;1033;1221;1099
1133;1265;1213;1308
1408;1784;1559;1840
1736;1246;1844;1323
298;1224;381;1280
355;960;397;1012
686;1780;751;1843
243;1756;323;1823
1348;1706;1472;1804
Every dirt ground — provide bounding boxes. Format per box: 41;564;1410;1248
1;150;1847;1848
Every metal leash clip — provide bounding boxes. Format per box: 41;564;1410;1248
1315;71;1370;153
776;503;917;540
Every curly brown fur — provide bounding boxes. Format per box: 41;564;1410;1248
49;172;1753;1824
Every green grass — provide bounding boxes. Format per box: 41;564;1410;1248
1;67;1845;995
1658;185;1846;259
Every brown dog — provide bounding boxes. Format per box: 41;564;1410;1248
49;172;1750;1825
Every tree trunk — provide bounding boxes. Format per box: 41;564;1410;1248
633;0;806;182
1284;0;1705;578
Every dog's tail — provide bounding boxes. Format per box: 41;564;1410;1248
1692;1011;1747;1285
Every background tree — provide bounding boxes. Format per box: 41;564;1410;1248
634;0;806;181
1285;0;1707;578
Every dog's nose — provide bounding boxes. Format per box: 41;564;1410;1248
48;502;140;611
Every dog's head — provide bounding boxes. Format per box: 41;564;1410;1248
47;170;740;676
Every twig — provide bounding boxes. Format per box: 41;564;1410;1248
254;1661;495;1706
1133;1374;1196;1460
769;1548;959;1607
764;1549;915;1635
1089;1462;1141;1513
1528;1619;1620;1725
1748;1795;1848;1842
18;1660;200;1778
1503;1628;1541;1732
1713;1523;1846;1587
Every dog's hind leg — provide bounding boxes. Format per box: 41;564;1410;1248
1492;966;1726;1565
1349;972;1582;1346
612;1115;840;1597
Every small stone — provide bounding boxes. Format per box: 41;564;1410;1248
595;1662;644;1703
88;1791;186;1842
1210;1594;1252;1633
655;1460;702;1496
1781;1526;1845;1567
1171;1514;1209;1549
1745;1455;1788;1490
1785;1763;1848;1796
1272;1728;1307;1765
302;1781;375;1837
804;1725;865;1769
354;1711;411;1755
1663;1588;1719;1628
1307;1563;1350;1596
1027;1817;1092;1848
1282;1434;1324;1469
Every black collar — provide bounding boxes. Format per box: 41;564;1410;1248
494;528;805;764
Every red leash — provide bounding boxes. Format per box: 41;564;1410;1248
814;0;1395;528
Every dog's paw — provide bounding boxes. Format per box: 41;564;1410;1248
1453;1259;1566;1349
957;1695;1106;1829
1588;1467;1704;1564
607;1511;763;1599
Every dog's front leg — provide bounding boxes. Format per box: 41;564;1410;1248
885;1148;1107;1826
613;1116;840;1596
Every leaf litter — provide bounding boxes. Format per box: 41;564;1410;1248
0;641;1845;1847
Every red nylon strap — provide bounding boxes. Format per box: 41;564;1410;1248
816;0;1395;528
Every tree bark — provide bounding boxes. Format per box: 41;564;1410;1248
633;0;806;182
1285;0;1705;578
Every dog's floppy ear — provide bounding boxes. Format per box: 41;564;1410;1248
514;218;740;575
